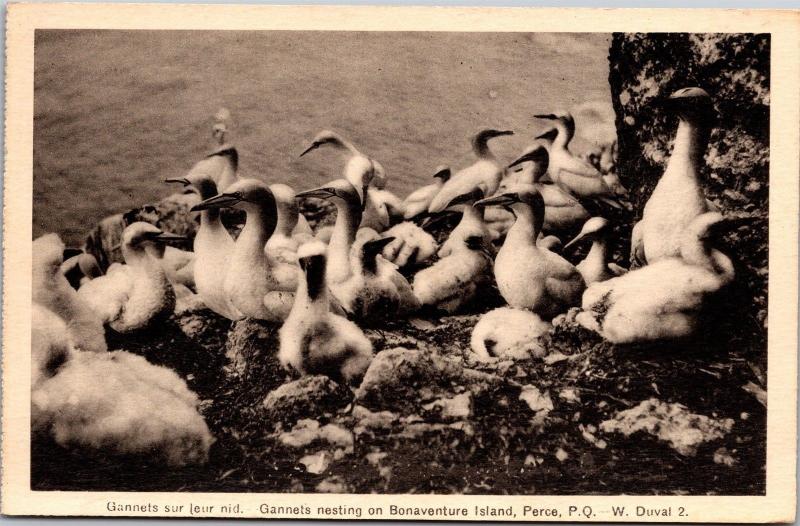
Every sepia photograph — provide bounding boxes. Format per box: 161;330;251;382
4;4;798;521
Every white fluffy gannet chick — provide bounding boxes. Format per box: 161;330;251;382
77;223;186;333
428;128;514;214
191;178;294;321
380;221;438;268
60;250;103;290
437;186;492;259
412;222;494;314
31;304;74;390
534;112;622;208
278;241;373;384
403;165;452;220
630;87;716;266
165;173;241;320
33;234;107;353
476;184;585;319
563;217;627;285
31;349;214;467
506;144;590;233
577;212;744;344
335;233;420;325
470;307;551;361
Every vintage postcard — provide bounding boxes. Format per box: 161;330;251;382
3;3;798;521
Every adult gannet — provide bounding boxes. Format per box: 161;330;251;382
300;130;391;231
77;223;185;333
506;144;590;233
191;179;293;321
534;112;623;206
563;217;627;285
60;250;103;289
278;241;373;384
165;174;241;320
470;307;551;361
402;165;452;220
412;222;494;314
428;129;514;214
630;87;716;266
577;212;741;344
33;234;107;354
476;184;585;318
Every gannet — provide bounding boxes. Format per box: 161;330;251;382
146;243;195;291
300;130;391;231
534;112;623;206
380;221;438;268
412;221;494;314
278;241;373;384
191;179;293;321
60;251;103;289
77;223;185;333
577;212;742;344
428;128;514;214
506;144;590;233
402;165;451;220
31;304;74;389
165;174;241;320
437;186;492;259
563;217;627;285
476;184;585;318
630;87;716;266
33;234;107;354
470;307;551;361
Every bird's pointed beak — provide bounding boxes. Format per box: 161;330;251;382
299;142;319;158
563;231;589;251
535;129;558;140
191;192;241;211
164;177;191;186
296;186;336;200
474;193;518;209
444;188;483;209
146;231;191;244
496;130;514;137
534;114;557;120
508;151;537;169
433;168;451;180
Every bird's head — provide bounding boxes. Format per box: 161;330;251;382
299;129;349;157
191;178;274;213
534;127;559;143
443;185;486;210
659;87;717;126
432;165;451;182
297;240;328;299
165;171;220;201
296;178;362;209
122;222;189;251
33;233;66;274
475;184;545;230
507;144;550;173
564;217;611;250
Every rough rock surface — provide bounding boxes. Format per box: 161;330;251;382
263;376;353;427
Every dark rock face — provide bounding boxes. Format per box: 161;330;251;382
609;33;769;359
263;376;353;427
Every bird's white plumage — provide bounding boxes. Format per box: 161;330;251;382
380;221;438;267
470;307;551;361
31;304;74;390
33;233;107;353
32;350;213;466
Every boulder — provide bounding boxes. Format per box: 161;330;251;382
263;375;352;426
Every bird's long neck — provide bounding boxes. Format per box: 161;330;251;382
665;118;710;185
507;206;541;246
327;200;361;282
275;203;299;238
584;237;609;271
553;124;571;150
237;204;276;261
472;136;495;160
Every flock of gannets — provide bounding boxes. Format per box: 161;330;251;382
35;86;746;407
